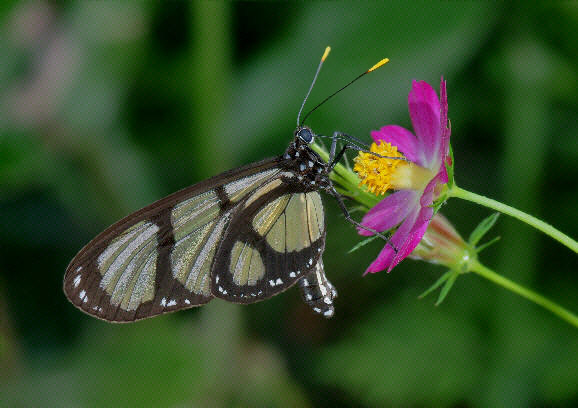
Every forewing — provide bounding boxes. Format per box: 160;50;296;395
63;158;283;322
211;179;327;303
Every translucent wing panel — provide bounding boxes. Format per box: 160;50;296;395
225;168;280;203
230;241;265;286
97;221;159;311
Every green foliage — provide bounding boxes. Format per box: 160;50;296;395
469;213;500;247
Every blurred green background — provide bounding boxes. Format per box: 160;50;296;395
1;1;578;407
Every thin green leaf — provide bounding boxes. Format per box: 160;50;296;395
418;270;453;299
468;213;500;246
348;236;379;254
435;272;458;306
476;236;501;253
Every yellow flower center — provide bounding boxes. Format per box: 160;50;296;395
353;141;435;195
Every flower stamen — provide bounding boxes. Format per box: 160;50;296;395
353;141;406;195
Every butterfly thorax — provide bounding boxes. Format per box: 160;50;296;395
281;128;331;192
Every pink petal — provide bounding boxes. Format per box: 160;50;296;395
365;202;434;274
389;205;434;272
365;244;395;274
439;78;450;161
371;125;421;164
358;190;419;236
408;80;442;167
365;206;420;273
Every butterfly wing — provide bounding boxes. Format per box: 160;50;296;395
63;158;285;322
212;180;326;302
298;258;338;318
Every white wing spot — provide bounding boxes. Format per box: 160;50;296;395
313;307;322;313
160;297;167;307
299;163;306;171
83;296;88;304
297;270;301;275
215;275;220;284
306;294;313;301
324;297;332;304
79;290;86;300
258;290;263;295
92;305;98;310
76;266;83;272
73;275;81;288
324;309;334;317
308;160;314;167
167;299;177;307
184;299;190;305
289;272;296;278
308;258;313;266
98;307;103;313
320;284;328;296
269;280;275;287
275;278;283;285
302;279;309;286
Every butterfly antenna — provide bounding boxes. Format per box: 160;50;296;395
297;46;331;127
300;57;389;127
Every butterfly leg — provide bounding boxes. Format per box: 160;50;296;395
324;182;398;253
298;258;338;318
326;131;408;172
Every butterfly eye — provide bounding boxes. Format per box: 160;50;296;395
298;128;314;144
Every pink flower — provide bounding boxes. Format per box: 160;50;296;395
356;79;451;273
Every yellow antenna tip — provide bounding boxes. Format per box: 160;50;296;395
368;58;389;73
322;46;331;62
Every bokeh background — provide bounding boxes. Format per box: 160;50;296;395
1;2;578;407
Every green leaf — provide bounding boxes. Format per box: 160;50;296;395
348;235;379;253
476;236;501;253
436;272;459;306
418;270;453;299
468;213;500;246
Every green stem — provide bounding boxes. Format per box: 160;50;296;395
470;261;578;328
449;185;578;253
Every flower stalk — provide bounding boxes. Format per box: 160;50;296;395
448;185;578;254
470;260;578;328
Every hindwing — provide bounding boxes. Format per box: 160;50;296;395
212;181;326;302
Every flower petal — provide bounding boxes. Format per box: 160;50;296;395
439;78;451;162
365;206;419;273
365;202;434;273
408;80;442;167
390;206;434;272
358;190;419;236
371;125;420;164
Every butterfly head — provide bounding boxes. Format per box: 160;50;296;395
295;126;315;144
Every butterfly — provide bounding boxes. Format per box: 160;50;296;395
63;48;389;322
